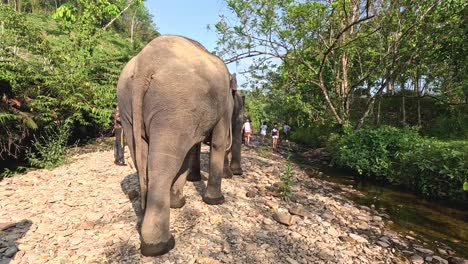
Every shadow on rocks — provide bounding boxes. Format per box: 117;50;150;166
120;172;144;228
104;240;139;264
0;219;32;263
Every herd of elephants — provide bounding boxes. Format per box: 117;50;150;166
116;35;245;256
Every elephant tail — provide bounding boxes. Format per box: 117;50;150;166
131;69;152;210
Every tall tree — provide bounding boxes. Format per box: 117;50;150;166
215;0;443;130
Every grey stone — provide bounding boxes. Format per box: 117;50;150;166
273;212;296;226
377;241;390;248
3;246;17;258
415;247;434;255
318;249;334;261
432;256;449;264
289;205;314;218
348;233;368;243
410;255;425;264
286;256;299;264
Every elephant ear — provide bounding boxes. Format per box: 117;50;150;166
230;73;237;91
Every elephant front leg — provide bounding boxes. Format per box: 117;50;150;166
230;117;243;176
203;120;228;205
187;143;202;182
223;152;233;179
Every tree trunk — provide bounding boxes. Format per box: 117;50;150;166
130;9;137;43
415;75;421;127
401;79;406;125
376;97;381;126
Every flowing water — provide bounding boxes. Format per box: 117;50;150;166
296;157;468;258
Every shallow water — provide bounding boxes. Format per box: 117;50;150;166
300;161;468;258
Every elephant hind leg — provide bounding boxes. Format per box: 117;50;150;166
187;143;202;182
140;135;187;256
223;152;233;179
170;150;191;209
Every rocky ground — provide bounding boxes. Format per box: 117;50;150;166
0;139;466;264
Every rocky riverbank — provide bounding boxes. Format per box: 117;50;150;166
0;141;466;263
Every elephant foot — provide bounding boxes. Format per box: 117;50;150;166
230;166;243;176
141;235;175;256
223;169;233;179
203;195;225;205
187;172;202;182
170;196;186;209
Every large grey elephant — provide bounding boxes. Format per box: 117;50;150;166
187;86;244;181
116;36;237;256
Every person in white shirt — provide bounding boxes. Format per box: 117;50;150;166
242;118;253;146
260;122;267;144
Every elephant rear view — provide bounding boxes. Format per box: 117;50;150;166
117;36;234;256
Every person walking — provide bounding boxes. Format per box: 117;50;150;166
260;122;267;144
242;118;253;146
112;106;126;166
271;123;279;149
282;122;291;142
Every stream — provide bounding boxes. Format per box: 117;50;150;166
296;155;468;258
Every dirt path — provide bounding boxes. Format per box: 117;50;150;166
0;143;465;263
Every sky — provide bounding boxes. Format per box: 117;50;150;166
145;1;249;87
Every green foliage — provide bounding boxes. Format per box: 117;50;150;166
279;154;295;201
0;2;158;159
290;124;336;147
332;126;468;202
216;0;467;134
0;167;28;179
26;123;71;169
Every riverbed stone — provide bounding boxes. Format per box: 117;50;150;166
410;255;425;264
415;247;434;255
0;141;465;263
433;256;449;264
273;212;296;226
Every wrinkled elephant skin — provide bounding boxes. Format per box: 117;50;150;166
117;36;234;256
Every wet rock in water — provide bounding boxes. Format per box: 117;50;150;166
432;256;449;264
437;248;448;255
447;256;468;264
273;212;296;226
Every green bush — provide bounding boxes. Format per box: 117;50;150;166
290;124;336;147
332;126;467;202
26;123;71;169
279;154;295;201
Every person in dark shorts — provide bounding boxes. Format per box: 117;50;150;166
112;106;126;166
271;123;279;149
